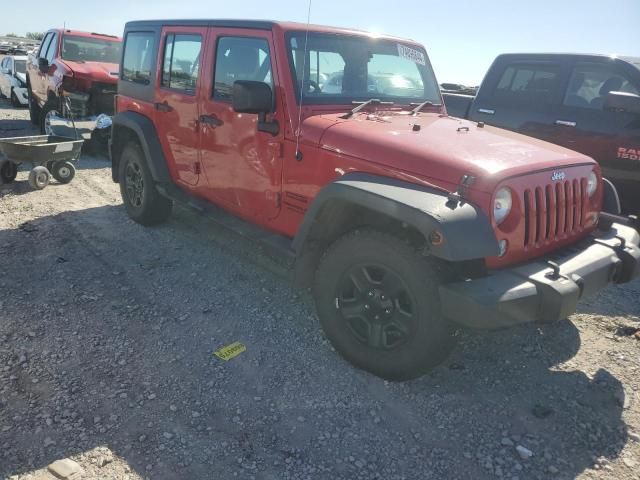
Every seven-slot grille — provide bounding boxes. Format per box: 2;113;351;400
523;177;589;248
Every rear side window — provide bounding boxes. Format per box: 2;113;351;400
564;63;640;109
161;34;202;93
213;37;273;101
494;63;560;105
122;32;155;85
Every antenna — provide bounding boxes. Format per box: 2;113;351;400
294;0;312;161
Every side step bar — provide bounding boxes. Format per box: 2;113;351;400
156;182;296;265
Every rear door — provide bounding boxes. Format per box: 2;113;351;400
555;60;640;181
154;26;206;187
198;28;284;222
470;59;565;143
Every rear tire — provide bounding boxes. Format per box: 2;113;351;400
118;143;172;225
313;229;455;381
0;161;18;184
51;161;76;184
28;86;40;125
28;166;50;190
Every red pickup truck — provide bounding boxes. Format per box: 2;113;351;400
110;20;640;380
26;29;121;148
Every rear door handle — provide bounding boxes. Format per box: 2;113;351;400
555;119;576;127
477;108;495;115
154;102;173;113
199;114;223;127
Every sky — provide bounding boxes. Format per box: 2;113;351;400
1;0;638;85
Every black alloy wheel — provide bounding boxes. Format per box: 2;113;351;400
336;264;416;351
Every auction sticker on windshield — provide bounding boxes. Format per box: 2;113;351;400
397;44;426;66
214;342;247;361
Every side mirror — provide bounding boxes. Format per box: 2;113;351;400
232;80;279;136
604;91;640;115
233;80;274;114
38;57;49;72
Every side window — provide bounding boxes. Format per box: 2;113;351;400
161;34;201;93
563;63;640;110
38;33;53;59
213;37;273;101
494;63;560;105
122;32;155;84
1;58;6;69
45;33;58;63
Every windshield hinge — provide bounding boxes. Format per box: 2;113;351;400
447;174;475;206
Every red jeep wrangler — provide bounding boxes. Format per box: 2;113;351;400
26;29;121;147
110;20;640;380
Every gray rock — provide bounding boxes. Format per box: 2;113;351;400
515;445;533;460
47;458;83;479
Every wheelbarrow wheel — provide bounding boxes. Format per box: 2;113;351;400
51;161;76;184
0;161;18;184
28;166;50;190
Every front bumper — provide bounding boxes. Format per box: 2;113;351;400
47;112;112;141
440;218;640;329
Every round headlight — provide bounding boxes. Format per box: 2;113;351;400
494;187;513;225
586;171;598;197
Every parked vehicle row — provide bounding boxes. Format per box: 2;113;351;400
442;53;640;213
106;19;640;380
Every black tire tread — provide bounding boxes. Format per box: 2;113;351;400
313;228;455;381
118;142;172;226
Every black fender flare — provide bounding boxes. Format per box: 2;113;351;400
110;111;171;184
292;173;500;262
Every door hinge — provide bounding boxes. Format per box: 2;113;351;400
194;161;202;175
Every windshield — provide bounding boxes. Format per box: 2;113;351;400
14;60;26;74
62;35;121;63
287;32;441;105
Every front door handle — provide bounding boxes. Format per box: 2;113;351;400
154;101;173;113
199;114;223;127
555;119;576;127
478;108;495;115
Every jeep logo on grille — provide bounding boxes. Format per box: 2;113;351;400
551;171;566;182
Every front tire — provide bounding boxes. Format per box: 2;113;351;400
313;229;455;381
40;102;60;135
118;143;172;225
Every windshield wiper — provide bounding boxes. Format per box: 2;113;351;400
340;99;394;119
410;100;442;115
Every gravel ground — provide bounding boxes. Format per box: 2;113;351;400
1;97;640;480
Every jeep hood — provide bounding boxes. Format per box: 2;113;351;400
309;113;596;192
61;60;119;84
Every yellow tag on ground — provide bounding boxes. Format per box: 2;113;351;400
214;342;247;361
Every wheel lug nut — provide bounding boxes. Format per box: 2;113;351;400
385;309;392;314
368;291;374;297
375;315;380;320
364;304;370;310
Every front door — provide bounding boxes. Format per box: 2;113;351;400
154;27;205;187
199;29;283;223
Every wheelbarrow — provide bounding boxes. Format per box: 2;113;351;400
0;135;84;189
0;97;84;190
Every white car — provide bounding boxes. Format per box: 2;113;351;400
0;55;28;107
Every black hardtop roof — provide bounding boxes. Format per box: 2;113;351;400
124;19;275;30
496;52;640;66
